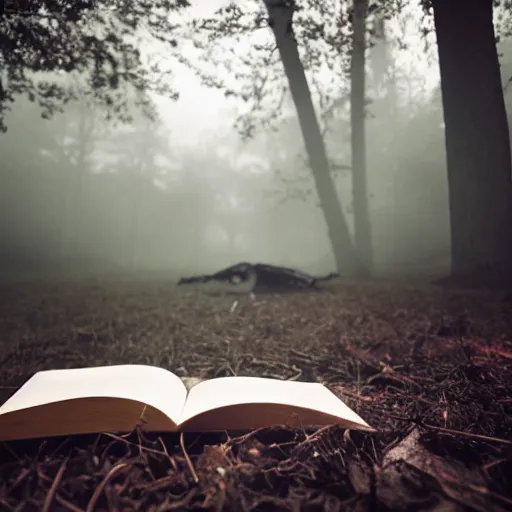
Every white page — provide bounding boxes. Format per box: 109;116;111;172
0;365;187;424
179;376;371;428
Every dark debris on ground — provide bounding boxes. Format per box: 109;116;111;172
0;277;511;511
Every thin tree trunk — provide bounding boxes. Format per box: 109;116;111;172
264;0;358;276
432;0;512;286
369;12;398;268
350;0;373;276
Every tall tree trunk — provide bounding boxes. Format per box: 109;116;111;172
264;0;358;275
350;0;373;276
432;0;512;286
374;17;400;267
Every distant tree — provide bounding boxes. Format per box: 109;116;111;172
55;86;114;261
429;0;512;285
349;0;372;276
0;97;63;262
180;0;360;274
178;0;410;276
98;107;172;270
263;0;357;275
0;0;189;131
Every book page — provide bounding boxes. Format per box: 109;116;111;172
178;376;371;429
0;365;187;425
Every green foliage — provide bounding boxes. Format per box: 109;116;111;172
0;0;190;131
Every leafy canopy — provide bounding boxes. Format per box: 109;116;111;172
0;0;190;131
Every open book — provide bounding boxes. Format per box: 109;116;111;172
0;365;373;441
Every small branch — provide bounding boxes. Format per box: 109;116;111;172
180;432;199;484
102;432;168;457
42;458;68;512
54;493;83;512
422;423;512;446
85;462;128;512
287;365;303;381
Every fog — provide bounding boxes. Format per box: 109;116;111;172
1;2;511;281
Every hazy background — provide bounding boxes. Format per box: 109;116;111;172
1;0;511;280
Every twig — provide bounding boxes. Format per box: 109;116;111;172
158;436;178;472
85;462;128;512
289;348;313;360
335;386;376;402
224;426;269;446
262;372;287;380
422;423;512;445
102;432;168;457
287;366;303;381
0;498;14;511
0;443;20;462
42;458;68;512
54;493;84;512
142;474;178;492
180;432;199;484
482;458;508;472
8;468;31;492
374;412;512;446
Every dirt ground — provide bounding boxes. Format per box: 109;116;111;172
0;276;511;511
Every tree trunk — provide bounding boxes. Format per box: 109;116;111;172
350;0;373;276
432;0;512;286
264;0;358;275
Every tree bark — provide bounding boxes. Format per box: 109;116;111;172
264;0;358;276
432;0;512;286
350;0;373;276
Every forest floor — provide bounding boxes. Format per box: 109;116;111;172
0;276;511;511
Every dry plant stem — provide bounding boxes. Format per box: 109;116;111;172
0;498;13;512
180;432;199;484
1;443;21;462
85;463;128;512
103;432;169;457
42;458;68;512
336;387;375;401
9;468;30;490
482;458;508;471
55;493;84;512
158;436;179;471
423;423;512;445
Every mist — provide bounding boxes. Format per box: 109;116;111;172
2;2;512;506
0;1;510;283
